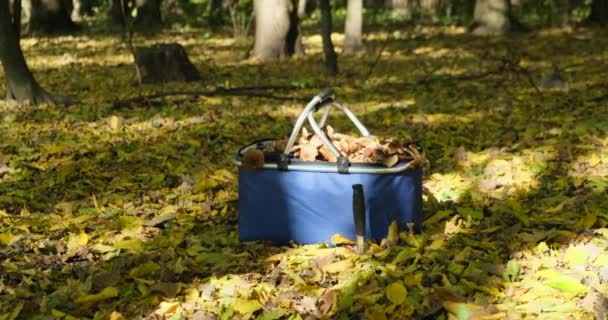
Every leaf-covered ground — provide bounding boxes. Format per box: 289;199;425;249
0;26;607;319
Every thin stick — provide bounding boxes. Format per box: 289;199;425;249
111;86;307;108
120;0;142;86
363;30;392;83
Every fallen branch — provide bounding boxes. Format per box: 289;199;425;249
363;30;393;83
111;86;307;108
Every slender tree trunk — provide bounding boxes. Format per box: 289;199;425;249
134;0;162;30
344;0;364;54
11;0;22;42
0;0;66;105
471;0;510;36
72;0;94;21
207;0;222;28
387;0;415;20
253;0;303;60
298;0;307;17
320;0;338;76
26;0;79;34
420;0;439;19
587;0;608;25
108;0;129;26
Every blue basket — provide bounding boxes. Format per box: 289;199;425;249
235;89;423;244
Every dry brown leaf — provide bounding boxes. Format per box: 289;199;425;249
309;135;323;148
387;142;403;154
319;146;337;162
272;138;288;152
300;144;318;161
383;154;399;168
144;211;177;227
318;289;337;315
331;233;355;245
242;149;265;172
339;140;350;155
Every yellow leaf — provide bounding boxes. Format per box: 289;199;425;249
385;282;407;305
0;232;21;247
544;275;589;295
75;287;119;304
331;233;354;246
386;221;399;245
576;212;597;230
594;253;608;267
443;301;499;320
566;247;589;267
129;261;160;278
194;179;220;192
588;153;601;167
154;301;181;315
110;311;125;320
535;269;561;279
114;239;143;253
233;298;262;314
322;259;354;273
110;116;123;130
535;241;550;254
364;308;387;320
65;232;89;253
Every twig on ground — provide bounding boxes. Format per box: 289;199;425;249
363;30;393;83
111;86;308;108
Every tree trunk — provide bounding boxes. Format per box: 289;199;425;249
387;0;415;20
587;0;608;25
0;0;66;105
108;0;129;26
344;0;364;55
11;0;22;42
253;0;303;60
207;0;222;28
297;0;307;18
471;0;510;36
26;0;79;34
320;0;338;76
134;0;162;30
420;0;439;19
134;43;201;83
72;0;95;21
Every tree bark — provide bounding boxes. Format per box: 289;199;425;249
420;0;439;19
587;0;608;25
207;0;222;28
11;0;22;42
72;0;95;21
387;0;415;20
344;0;364;55
134;43;201;83
471;0;510;36
253;0;303;60
26;0;79;34
134;0;162;30
320;0;338;76
0;0;66;105
108;0;129;26
298;0;307;18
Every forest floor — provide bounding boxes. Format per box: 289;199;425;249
0;26;607;320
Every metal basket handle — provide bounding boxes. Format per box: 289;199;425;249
281;89;373;173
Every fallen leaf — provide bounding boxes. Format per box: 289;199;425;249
385;282;407;305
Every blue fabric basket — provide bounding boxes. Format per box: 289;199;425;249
235;89;423;244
